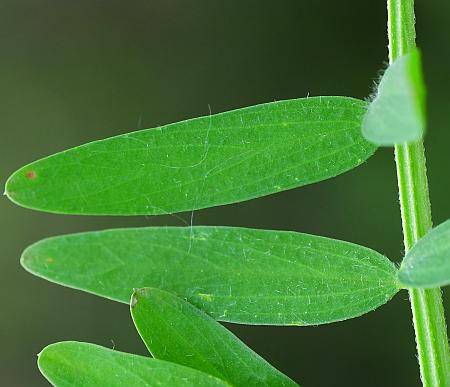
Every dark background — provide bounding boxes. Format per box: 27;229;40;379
1;0;449;386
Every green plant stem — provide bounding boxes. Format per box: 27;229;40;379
388;1;450;385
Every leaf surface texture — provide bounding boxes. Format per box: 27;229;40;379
38;342;229;387
22;226;400;325
131;288;298;387
7;97;374;215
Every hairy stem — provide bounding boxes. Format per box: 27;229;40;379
388;1;450;385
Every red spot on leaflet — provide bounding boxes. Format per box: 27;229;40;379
25;170;37;180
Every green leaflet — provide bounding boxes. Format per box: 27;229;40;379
131;288;297;387
362;48;426;146
5;97;375;215
38;342;229;387
22;226;400;325
399;219;450;288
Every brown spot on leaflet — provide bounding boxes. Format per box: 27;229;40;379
25;170;37;180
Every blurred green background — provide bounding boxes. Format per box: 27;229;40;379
1;0;449;386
